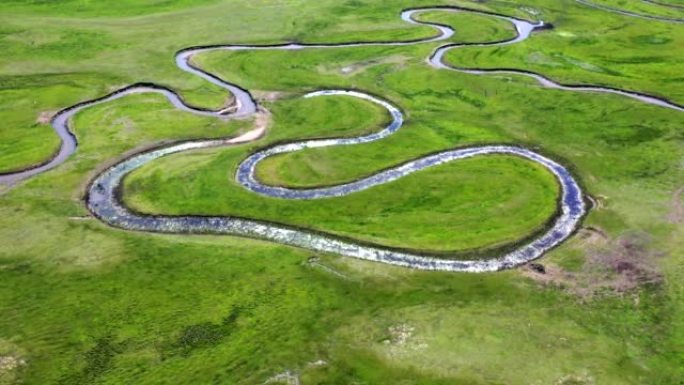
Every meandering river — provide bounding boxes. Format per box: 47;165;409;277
2;6;681;271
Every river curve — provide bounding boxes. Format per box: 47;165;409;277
4;6;681;271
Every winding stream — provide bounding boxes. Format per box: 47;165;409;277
88;89;584;272
2;6;681;271
576;0;684;23
642;0;684;11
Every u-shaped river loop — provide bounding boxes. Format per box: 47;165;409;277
3;7;682;271
88;88;585;273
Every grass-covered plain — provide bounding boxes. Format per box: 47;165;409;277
577;0;684;20
446;1;684;102
122;95;560;253
0;0;683;384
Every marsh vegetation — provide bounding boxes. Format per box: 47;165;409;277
0;0;682;384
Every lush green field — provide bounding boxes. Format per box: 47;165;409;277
0;0;440;173
1;0;683;384
577;0;684;19
446;1;684;102
122;95;559;253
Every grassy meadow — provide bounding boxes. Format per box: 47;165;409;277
576;0;684;20
0;0;683;384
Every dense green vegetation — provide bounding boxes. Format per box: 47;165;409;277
578;0;684;19
122;95;559;253
413;10;517;42
0;0;440;173
0;0;682;384
447;1;684;102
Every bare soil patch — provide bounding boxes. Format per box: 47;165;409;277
253;90;288;102
320;55;410;77
523;230;662;298
381;323;428;357
262;360;327;385
591;194;608;210
217;95;238;115
0;354;26;382
263;370;300;385
555;373;595;385
576;226;608;246
227;107;270;144
36;110;56;124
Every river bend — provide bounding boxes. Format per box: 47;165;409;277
5;6;681;270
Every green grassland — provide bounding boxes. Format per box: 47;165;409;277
444;1;684;102
122;95;560;253
578;0;684;19
0;0;442;173
0;0;683;384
